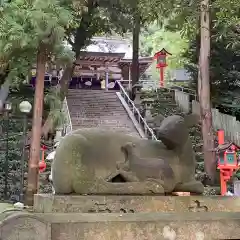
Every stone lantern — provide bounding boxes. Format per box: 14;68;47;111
142;98;154;121
132;82;143;109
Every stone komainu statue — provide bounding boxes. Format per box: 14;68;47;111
51;114;204;195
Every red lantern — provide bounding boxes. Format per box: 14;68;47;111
216;130;239;195
153;48;172;88
39;145;47;173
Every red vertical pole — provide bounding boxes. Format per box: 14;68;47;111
39;145;46;173
41;146;44;162
160;67;164;87
218;129;225;145
220;171;227;195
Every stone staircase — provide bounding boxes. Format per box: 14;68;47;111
66;89;140;137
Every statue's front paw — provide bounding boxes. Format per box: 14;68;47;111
146;179;165;194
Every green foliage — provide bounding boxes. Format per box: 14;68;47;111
0;117;26;202
44;86;66;127
0;89;34;201
148;0;239;41
54;44;75;66
140;23;188;68
4;57;31;87
65;0;137;57
0;0;75;132
138;0;177;24
0;0;73;85
213;0;240;33
0;0;72;51
157;0;240;114
140;22;189;81
0;85;56;201
182;23;240;113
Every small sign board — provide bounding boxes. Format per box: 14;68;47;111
234;180;240;196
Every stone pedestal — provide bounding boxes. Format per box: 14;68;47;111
3;195;240;239
49;212;240;240
34;194;240;213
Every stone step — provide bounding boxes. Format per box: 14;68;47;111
72;126;137;133
68;104;125;109
70;113;131;118
70;116;132;122
70;115;127;121
67;97;121;101
67;99;124;106
70;112;126;117
67;101;121;106
68;107;124;111
67;93;119;97
67;96;120;102
67;97;122;101
71;121;134;128
69;110;127;115
68;89;117;93
71;120;135;128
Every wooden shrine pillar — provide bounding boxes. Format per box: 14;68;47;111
128;63;131;89
105;62;109;91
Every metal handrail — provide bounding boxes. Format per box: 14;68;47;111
121;78;196;94
62;97;72;135
116;80;157;141
120;79;196;96
168;84;197;98
138;79;197;99
139;79;158;91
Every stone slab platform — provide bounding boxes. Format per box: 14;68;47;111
2;212;240;239
34;194;240;213
49;212;240;240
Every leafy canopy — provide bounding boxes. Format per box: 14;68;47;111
0;0;73;84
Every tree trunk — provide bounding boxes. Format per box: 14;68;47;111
199;0;216;181
0;80;10;113
41;63;74;138
41;0;96;139
131;11;140;87
0;65;10;113
25;44;48;206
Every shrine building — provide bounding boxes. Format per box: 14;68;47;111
31;37;153;90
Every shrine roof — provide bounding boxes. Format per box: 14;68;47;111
119;57;153;74
76;51;125;65
119;56;153;63
83;36;152;60
79;51;125;58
